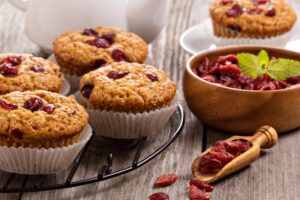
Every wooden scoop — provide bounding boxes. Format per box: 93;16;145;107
192;125;278;184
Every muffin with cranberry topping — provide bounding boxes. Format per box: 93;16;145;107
210;0;297;39
78;62;178;138
0;90;88;148
0;53;64;94
53;27;148;77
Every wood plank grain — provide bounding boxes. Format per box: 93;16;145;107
19;0;206;199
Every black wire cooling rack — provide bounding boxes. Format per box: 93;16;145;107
0;105;185;193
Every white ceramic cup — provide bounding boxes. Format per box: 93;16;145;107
9;0;171;53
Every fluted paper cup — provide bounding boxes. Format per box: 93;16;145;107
75;92;180;139
59;79;71;96
0;125;92;174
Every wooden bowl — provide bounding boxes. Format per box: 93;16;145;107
183;46;300;134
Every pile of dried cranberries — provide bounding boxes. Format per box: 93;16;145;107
193;55;300;90
149;174;214;200
200;140;252;174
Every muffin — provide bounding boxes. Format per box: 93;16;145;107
210;0;297;38
0;90;88;148
0;53;64;94
78;62;178;139
53;27;148;76
79;62;176;113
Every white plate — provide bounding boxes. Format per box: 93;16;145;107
180;19;300;55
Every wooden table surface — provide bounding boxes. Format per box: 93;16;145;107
1;0;300;199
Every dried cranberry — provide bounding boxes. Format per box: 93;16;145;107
31;65;44;73
220;0;233;5
224;140;252;156
146;73;159;82
244;83;255;90
287;76;300;84
219;64;241;77
274;80;289;89
86;38;110;48
81;84;94;98
217;54;237;64
107;71;129;80
253;0;269;6
93;59;107;69
247;8;262;15
149;192;169;200
258;82;276;90
7;56;22;66
197;57;211;74
100;33;116;44
189;179;214;192
82;28;99;36
0;99;18;110
11;129;23;140
189;185;211;200
23;97;43;112
202;75;217;83
43;104;55;114
225;4;243;17
227;25;242;32
111;49;128;62
0;63;18;77
239;74;254;86
155;174;177;187
265;7;276;17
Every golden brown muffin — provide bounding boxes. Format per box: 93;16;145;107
0;90;88;148
79;62;176;113
53;27;148;76
210;0;297;38
0;53;64;94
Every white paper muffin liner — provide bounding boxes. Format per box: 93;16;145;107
74;92;180;139
205;19;297;48
59;79;71;96
0;125;93;174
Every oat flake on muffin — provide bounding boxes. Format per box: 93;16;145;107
0;90;88;148
210;0;297;38
0;53;64;94
53;27;148;76
79;62;176;113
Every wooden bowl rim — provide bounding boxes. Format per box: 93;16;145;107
186;45;300;94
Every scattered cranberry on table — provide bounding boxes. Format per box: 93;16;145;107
155;174;177;187
149;192;169;200
189;184;211;200
200;140;252;174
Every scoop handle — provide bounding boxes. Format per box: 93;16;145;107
251;126;278;149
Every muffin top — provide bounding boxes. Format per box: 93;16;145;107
53;27;148;76
0;53;64;94
210;0;297;37
79;62;176;113
0;90;88;145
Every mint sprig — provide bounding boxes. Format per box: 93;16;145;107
237;50;300;80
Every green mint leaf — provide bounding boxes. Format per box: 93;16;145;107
267;58;300;80
237;53;261;79
257;50;269;69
